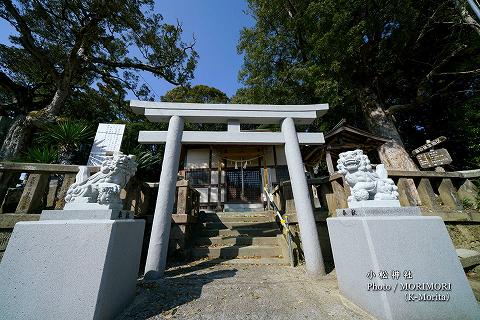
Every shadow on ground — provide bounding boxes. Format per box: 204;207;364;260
116;263;237;320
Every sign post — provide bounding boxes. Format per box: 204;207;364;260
412;136;452;169
411;136;446;156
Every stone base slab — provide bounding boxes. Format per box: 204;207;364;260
348;200;401;208
63;201;122;211
336;206;421;217
40;209;133;220
0;219;145;320
326;216;479;320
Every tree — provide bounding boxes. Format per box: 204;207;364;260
161;84;229;104
236;0;480;170
162;85;229;131
0;0;197;160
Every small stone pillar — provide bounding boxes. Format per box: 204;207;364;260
281;117;325;276
144;115;184;280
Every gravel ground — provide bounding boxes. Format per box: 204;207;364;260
116;260;374;320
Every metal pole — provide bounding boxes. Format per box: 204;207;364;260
281;117;326;276
144;115;184;280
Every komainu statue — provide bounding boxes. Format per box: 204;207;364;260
64;153;137;210
337;149;399;202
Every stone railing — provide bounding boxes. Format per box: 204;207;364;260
271;169;480;269
143;180;200;259
0;161;200;261
0;162;101;214
273;169;480;219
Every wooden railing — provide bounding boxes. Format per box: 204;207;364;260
272;169;480;220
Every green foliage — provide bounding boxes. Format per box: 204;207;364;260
0;0;198;159
235;0;480;168
119;121;166;179
162;85;229;131
134;148;162;171
162;85;229;104
34;120;95;164
36;120;94;150
22;146;58;164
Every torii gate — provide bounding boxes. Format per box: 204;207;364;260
130;101;329;279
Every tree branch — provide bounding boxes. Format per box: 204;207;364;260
434;68;480;76
426;44;467;80
0;70;28;94
386;103;415;115
92;57;181;85
2;0;61;83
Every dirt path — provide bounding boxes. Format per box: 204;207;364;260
116;261;374;320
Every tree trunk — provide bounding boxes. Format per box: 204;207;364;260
45;86;70;116
0;86;70;161
0;115;33;160
359;88;421;205
359;88;418;170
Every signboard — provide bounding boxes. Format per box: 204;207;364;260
411;136;446;156
416;148;452;169
87;123;126;166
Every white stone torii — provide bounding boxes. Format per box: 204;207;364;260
130;100;329;279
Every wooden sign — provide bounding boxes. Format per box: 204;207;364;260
416;148;452;169
412;136;446;156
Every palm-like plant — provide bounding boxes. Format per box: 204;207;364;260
35;120;95;164
129;146;162;175
22;146;58;164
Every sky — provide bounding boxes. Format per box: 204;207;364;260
0;1;254;99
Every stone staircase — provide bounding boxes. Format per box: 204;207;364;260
191;211;289;265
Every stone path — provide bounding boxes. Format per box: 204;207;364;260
116;261;374;320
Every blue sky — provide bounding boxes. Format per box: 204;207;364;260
0;1;254;99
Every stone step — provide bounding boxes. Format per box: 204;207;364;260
195;258;289;266
199;221;278;230
195;236;279;246
191;245;282;259
199;214;275;223
202;210;273;217
223;203;265;212
198;228;281;237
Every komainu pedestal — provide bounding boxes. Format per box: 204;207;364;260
0;217;144;320
327;216;479;319
0;153;144;320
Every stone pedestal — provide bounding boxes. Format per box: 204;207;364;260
0;212;144;320
327;215;479;320
348;200;401;208
336;206;421;217
40;209;133;220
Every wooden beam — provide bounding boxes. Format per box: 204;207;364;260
325;151;335;175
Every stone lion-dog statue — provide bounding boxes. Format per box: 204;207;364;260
337;149;399;202
65;153;137;209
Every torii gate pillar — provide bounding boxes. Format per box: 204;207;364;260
282;117;325;276
144;115;184;280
